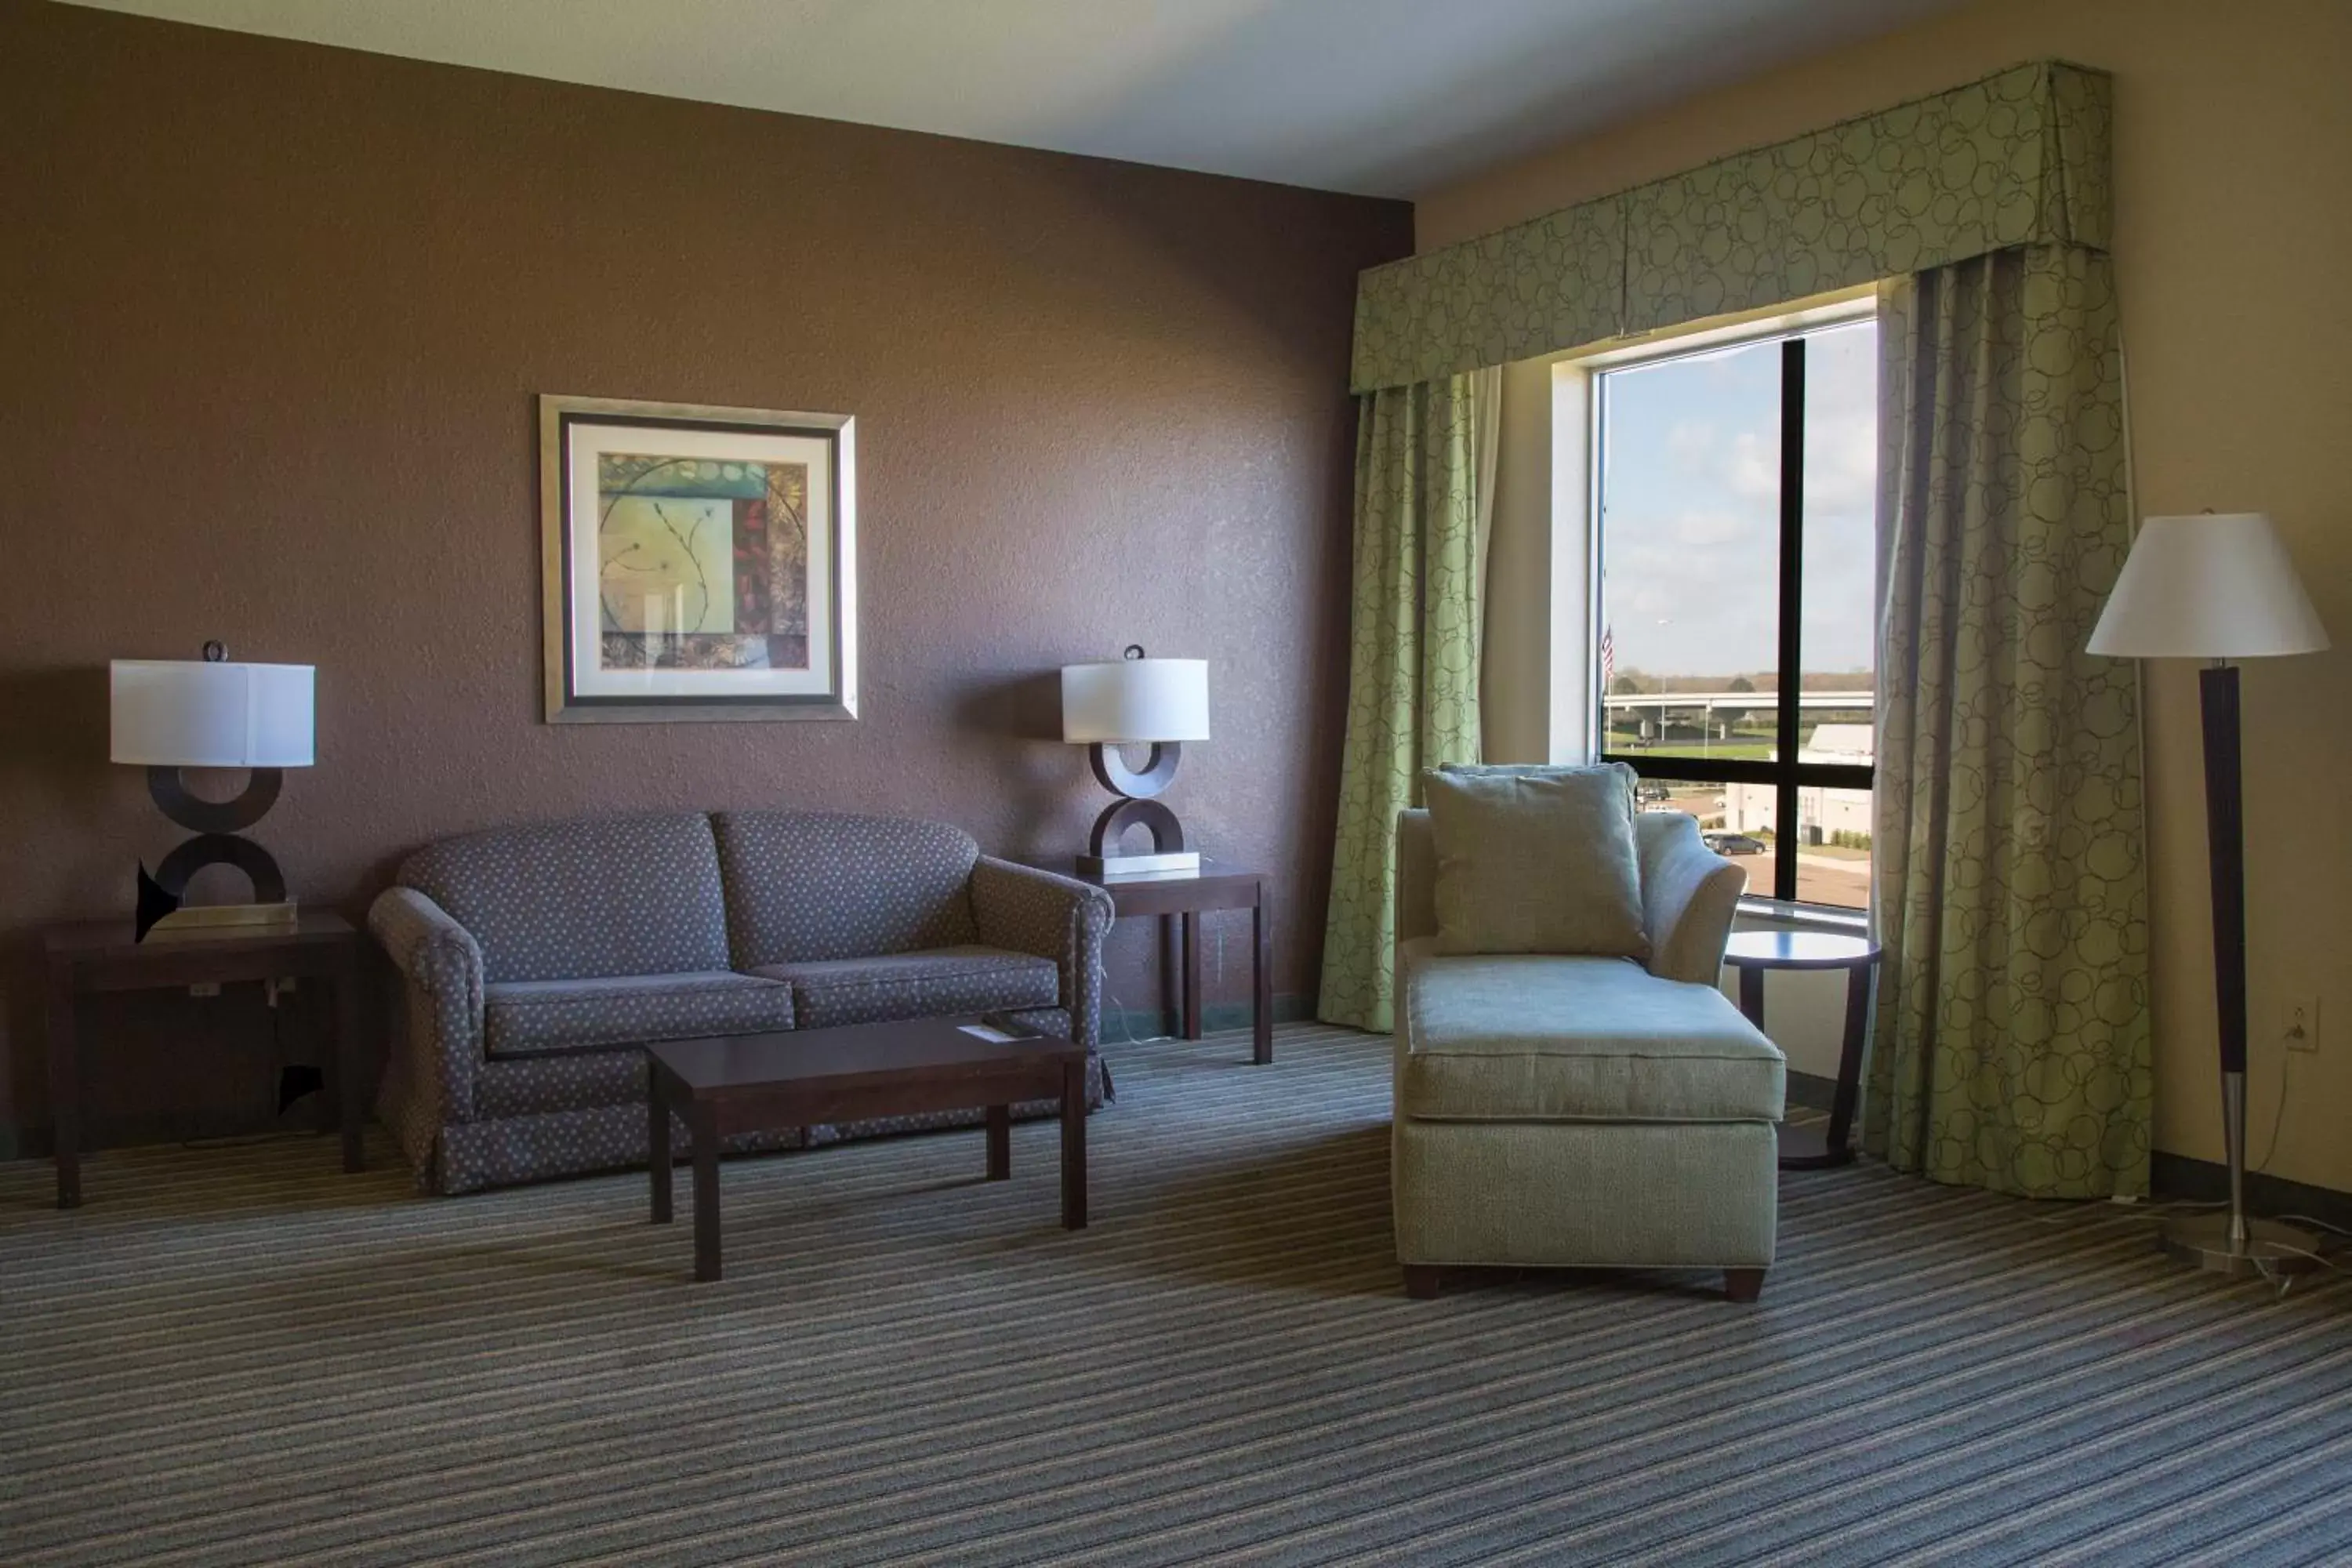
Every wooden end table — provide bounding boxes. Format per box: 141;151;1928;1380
646;1016;1090;1283
1071;861;1272;1064
1723;929;1884;1171
42;912;368;1208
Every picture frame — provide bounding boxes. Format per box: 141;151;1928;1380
539;394;858;724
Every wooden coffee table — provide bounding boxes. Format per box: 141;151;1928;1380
646;1016;1090;1282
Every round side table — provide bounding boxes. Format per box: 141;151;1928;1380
1722;930;1883;1171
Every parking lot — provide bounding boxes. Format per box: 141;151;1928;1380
1642;789;1869;911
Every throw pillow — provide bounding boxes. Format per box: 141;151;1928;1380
1423;763;1650;958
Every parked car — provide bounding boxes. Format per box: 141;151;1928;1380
1636;782;1674;804
1705;832;1766;855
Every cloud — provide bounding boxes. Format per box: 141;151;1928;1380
1595;318;1881;677
1726;431;1777;502
1674;508;1751;546
1664;420;1715;462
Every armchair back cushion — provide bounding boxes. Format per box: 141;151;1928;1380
397;812;731;983
714;811;980;967
1423;764;1649;959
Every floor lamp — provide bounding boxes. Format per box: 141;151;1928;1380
2088;513;2330;1276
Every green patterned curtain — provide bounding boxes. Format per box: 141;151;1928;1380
1318;373;1490;1032
1352;61;2111;394
1867;244;2151;1198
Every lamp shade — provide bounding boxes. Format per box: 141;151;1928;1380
111;660;316;768
1062;658;1209;743
2088;514;2330;659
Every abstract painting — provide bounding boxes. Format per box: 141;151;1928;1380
540;396;856;722
596;451;808;671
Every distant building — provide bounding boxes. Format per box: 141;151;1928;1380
1725;723;1873;840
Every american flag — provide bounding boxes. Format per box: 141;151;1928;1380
1599;623;1615;693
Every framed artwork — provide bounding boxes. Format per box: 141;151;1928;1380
539;394;857;723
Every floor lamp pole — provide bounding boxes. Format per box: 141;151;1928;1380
2161;661;2318;1276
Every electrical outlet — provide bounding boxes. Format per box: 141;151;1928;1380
2281;996;2320;1054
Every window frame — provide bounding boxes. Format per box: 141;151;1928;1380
1587;311;1876;908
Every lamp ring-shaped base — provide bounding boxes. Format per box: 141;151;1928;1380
150;834;289;905
1087;798;1186;862
1089;741;1180;800
147;764;283;834
136;834;290;941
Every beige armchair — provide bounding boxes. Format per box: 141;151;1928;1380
1390;808;1785;1301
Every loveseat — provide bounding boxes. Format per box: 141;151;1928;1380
368;810;1112;1194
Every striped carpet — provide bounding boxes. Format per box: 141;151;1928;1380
5;1024;2350;1567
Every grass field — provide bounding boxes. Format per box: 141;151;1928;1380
1604;736;1779;760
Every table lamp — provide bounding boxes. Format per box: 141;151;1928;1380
2088;512;2330;1277
111;643;316;942
1062;646;1209;880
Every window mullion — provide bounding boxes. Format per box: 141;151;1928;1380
1774;338;1806;903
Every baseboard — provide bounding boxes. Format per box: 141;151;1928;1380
5;1105;335;1163
1105;993;1316;1045
3;1004;1326;1159
2150;1152;2352;1236
1752;1102;2349;1225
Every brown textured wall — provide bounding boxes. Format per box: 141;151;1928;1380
0;0;1409;1152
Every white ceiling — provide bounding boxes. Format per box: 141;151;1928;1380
60;0;1964;198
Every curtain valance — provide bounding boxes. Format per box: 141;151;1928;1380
1350;60;2111;392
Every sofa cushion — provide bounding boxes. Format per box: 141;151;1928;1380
483;971;797;1059
1424;765;1649;960
713;811;980;967
1397;947;1783;1123
752;946;1059;1029
399;813;731;983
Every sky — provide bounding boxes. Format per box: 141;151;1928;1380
1598;319;1877;682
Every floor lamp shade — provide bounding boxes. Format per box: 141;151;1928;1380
2089;512;2328;1278
111;660;316;768
2087;514;2328;659
1062;652;1209;879
110;656;315;940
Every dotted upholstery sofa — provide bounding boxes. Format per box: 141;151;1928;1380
367;811;1113;1195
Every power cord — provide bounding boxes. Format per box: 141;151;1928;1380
2278;1214;2352;1238
2251;1041;2293;1174
174;975;323;1149
1101;985;1176;1046
2255;1242;2347;1299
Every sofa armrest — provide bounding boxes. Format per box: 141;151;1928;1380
1636;814;1748;985
1394;809;1439;946
970;858;1114;1049
368;886;488;1149
371;886;484;986
1390;935;1439;1083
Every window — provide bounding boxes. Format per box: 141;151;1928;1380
1592;314;1876;910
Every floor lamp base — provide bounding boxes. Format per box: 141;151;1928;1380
2160;1212;2323;1279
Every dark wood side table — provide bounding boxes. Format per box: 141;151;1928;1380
1722;929;1883;1171
1069;861;1272;1065
42;911;368;1208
